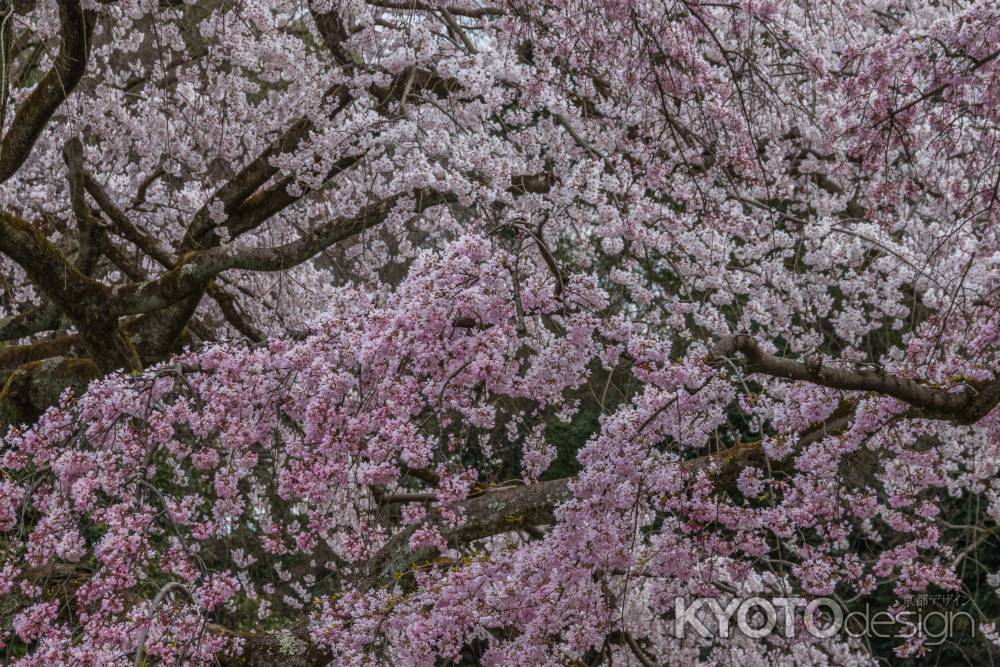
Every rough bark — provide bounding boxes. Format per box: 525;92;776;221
710;334;1000;424
0;0;94;183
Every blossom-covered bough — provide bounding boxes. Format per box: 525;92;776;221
1;0;999;664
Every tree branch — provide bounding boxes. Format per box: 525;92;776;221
62;136;103;275
0;300;62;341
0;334;82;371
710;334;1000;424
108;188;456;316
0;0;94;183
363;478;572;589
309;0;355;67
0;210;140;372
362;410;853;589
0;209;105;317
366;1;503;18
180;93;354;252
84;172;173;265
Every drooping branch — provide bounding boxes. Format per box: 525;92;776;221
710;334;1000;424
0;0;94;183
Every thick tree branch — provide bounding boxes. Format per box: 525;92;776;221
309;0;355;67
0;0;94;183
0;0;14;134
181;93;354;253
363;478;572;589
87;173;265;345
0;334;82;371
180;119;314;252
363;410;853;589
366;1;503;18
0;300;62;341
109;188;456;316
207;282;265;342
0;210;105;317
0;211;140;372
222;153;363;240
710;334;1000;424
62;137;102;275
84;172;174;266
99;234;149;281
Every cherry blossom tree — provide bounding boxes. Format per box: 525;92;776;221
1;0;999;664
